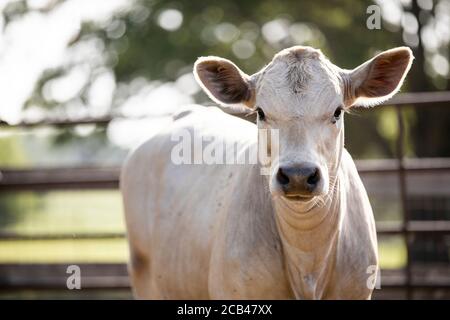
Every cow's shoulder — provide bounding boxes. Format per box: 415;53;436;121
334;149;378;299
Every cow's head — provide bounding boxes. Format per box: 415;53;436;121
194;46;413;203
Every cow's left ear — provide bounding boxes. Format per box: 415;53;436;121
194;56;255;109
347;47;414;107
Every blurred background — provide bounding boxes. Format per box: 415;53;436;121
0;0;449;299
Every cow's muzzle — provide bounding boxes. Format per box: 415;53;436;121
276;162;323;200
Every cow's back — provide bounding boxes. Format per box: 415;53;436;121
121;105;257;298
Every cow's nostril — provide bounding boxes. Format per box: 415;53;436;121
306;168;320;186
276;168;290;185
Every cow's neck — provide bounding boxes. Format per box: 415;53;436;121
273;180;342;299
272;132;345;299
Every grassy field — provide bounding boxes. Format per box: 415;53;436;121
0;190;407;268
3;190;125;234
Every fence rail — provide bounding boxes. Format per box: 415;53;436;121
0;160;450;240
0;220;449;241
0;263;449;300
1;91;450;129
1;158;450;191
1;91;450;298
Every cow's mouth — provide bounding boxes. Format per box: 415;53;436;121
284;194;314;202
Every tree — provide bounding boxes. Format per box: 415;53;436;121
1;0;449;157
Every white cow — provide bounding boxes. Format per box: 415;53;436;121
121;46;413;299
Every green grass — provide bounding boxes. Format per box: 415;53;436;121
5;190;125;234
378;236;407;269
0;190;128;263
0;239;128;263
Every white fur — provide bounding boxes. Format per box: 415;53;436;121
122;46;412;299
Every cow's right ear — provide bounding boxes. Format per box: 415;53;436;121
347;47;413;107
194;56;255;109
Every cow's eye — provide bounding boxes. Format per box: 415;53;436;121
332;106;343;123
256;107;266;121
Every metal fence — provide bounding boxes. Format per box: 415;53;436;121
0;91;450;299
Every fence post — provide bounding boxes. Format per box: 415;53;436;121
395;105;413;300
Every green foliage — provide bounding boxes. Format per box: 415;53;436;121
0;135;41;229
0;133;29;166
3;0;449;155
23;0;401;108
